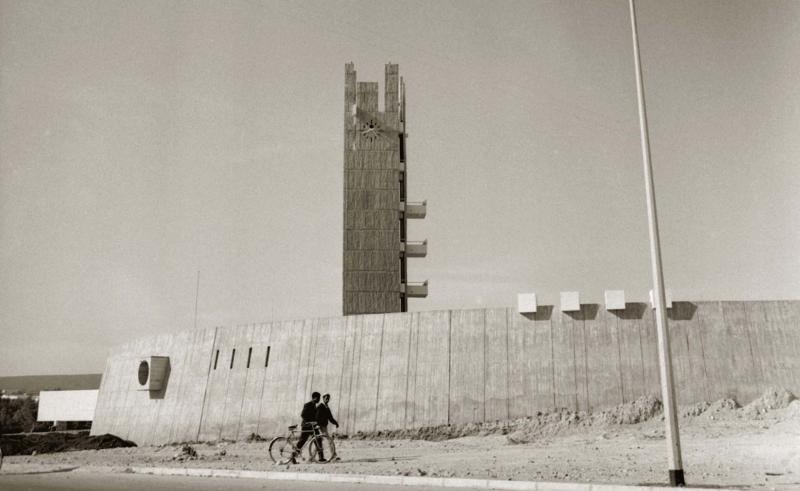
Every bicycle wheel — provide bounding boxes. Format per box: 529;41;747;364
268;436;295;464
307;435;336;463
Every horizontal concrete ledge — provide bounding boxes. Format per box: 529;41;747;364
128;466;735;491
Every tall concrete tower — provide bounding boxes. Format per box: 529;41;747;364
343;63;427;315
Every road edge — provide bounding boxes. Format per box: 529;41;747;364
128;465;734;491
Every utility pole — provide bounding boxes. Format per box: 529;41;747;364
628;0;685;486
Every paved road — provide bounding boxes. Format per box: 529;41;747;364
0;471;476;491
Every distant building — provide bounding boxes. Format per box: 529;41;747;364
343;63;427;315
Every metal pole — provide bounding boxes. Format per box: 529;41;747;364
627;0;685;486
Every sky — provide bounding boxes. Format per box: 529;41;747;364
1;0;798;376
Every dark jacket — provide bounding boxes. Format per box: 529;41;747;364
301;400;317;423
316;402;338;427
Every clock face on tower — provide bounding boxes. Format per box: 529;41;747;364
360;118;383;141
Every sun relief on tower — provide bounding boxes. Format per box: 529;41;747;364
343;63;427;315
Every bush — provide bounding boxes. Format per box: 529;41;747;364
0;397;38;434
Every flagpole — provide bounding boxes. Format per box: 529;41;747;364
627;0;685;486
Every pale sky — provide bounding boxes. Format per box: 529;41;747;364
1;0;798;376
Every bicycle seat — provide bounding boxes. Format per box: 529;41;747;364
288;424;298;430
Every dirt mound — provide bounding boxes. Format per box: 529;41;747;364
0;432;136;456
594;394;662;425
681;401;711;417
786;400;800;419
347;419;521;442
743;387;796;418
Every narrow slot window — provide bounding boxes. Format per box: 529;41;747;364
246;347;252;368
230;348;236;369
265;346;271;367
213;350;219;370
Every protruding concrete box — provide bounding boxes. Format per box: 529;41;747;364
137;356;170;391
517;293;537;313
649;289;674;309
604;290;626;310
560;291;580;312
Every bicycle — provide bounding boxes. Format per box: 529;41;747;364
268;422;336;464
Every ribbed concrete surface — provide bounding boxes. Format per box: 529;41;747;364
92;300;800;446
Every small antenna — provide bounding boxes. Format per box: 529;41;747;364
193;270;200;329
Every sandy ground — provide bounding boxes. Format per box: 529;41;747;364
2;395;800;490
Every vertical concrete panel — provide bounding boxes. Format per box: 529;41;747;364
667;302;707;405
126;334;168;445
761;301;800;395
484;308;509;421
699;302;758;402
257;320;304;436
220;325;255;440
724;301;761;403
198;327;237;441
552;311;579;410
376;313;413;430
108;341;141;440
409;310;449;427
91;350;129;437
506;311;533;418
309;317;347;429
572;306;590;412
237;323;272;439
150;330;195;444
295;319;318;409
171;327;216;443
337;316;360;434
616;304;648;403
639;306;661;396
449;309;485;425
352;314;385;432
744;302;771;390
530;307;555;412
404;313;420;427
585;309;621;411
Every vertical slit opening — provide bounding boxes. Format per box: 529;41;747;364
213;350;219;370
230;348;236;369
265;346;271;367
246;347;252;368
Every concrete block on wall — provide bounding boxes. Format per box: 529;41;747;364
560;291;580;312
136;356;169;391
604;290;626;310
517;293;537;313
649;289;673;309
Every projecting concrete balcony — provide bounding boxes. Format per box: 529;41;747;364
401;281;428;298
399;200;426;219
400;240;427;258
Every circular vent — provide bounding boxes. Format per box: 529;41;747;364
138;360;149;385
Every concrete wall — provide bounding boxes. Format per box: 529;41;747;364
92;300;800;446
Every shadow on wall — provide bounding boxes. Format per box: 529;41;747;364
611;302;647;319
521;301;698;321
521;304;553;321
668;301;698;321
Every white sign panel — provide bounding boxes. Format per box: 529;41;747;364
37;390;98;422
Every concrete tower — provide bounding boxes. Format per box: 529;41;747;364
343;63;427;315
